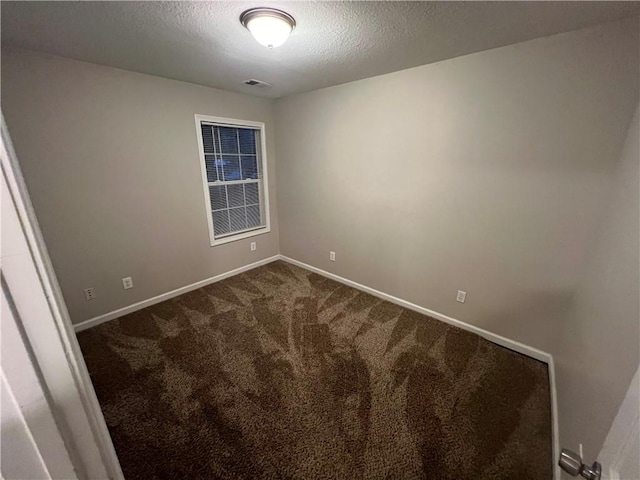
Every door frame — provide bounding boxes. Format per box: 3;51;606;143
598;365;640;480
1;114;124;479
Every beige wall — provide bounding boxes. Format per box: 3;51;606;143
275;18;639;456
1;48;279;324
558;106;639;461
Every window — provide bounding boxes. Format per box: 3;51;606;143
195;115;270;246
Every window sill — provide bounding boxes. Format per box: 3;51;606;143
210;226;270;247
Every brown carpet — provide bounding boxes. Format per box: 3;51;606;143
78;260;552;480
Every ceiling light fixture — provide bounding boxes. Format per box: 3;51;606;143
240;8;296;49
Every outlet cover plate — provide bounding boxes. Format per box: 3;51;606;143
456;290;467;303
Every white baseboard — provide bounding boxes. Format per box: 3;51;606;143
73;255;280;332
76;252;553;363
279;255;552;363
279;254;560;479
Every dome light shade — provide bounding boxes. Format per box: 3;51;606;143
240;8;296;48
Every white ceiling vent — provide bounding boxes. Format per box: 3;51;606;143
243;79;272;88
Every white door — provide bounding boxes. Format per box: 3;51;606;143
598;366;640;480
1;115;121;479
1;288;77;479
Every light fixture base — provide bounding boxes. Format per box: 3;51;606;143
240;8;296;31
240;7;296;48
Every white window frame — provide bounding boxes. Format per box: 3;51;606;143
194;114;271;246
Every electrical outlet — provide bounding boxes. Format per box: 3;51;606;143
250;242;256;251
122;277;133;290
456;290;467;303
329;251;336;262
84;288;95;301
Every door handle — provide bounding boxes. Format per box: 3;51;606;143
559;448;602;480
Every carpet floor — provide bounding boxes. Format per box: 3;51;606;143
78;260;552;480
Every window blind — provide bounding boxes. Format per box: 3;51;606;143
200;123;265;238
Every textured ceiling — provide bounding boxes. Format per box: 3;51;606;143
2;1;639;98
